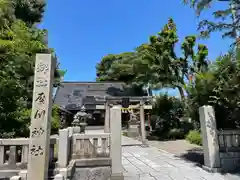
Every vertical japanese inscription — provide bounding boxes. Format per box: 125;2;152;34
36;62;49;74
34;109;46;119
31;127;44;138
35;92;46;104
27;54;54;180
30;145;44;156
36;77;48;88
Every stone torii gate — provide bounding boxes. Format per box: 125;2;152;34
95;96;152;145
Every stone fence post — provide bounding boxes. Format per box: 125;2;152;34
199;105;221;171
104;101;110;133
110;106;123;180
58;128;69;168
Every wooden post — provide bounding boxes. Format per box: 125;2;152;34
27;54;55;180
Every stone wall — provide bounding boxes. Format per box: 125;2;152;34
217;130;240;171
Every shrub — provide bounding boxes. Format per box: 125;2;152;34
180;120;194;134
0;132;15;138
167;128;185;140
145;125;150;131
186;130;202;146
150;115;158;130
152;94;184;132
186;50;240;129
3;105;61;137
51;105;60;135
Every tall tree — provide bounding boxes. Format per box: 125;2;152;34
186;48;240;129
96;52;147;96
96;54;119;81
13;0;46;25
0;0;64;137
96;52;136;82
183;0;240;39
133;19;209;99
96;18;209;100
0;0;46;27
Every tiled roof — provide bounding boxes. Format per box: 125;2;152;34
53;81;140;110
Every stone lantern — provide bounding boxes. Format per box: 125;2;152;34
72;105;94;133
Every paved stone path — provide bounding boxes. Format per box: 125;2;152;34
73;145;240;180
79;129;240;179
122;145;240;180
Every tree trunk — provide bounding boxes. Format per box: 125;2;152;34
177;86;185;100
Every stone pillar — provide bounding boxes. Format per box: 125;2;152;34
0;146;4;165
8;146;17;165
110;106;123;180
27;54;55;180
21;146;29;163
140;100;147;145
199;105;221;171
104;101;110;133
58;129;69;168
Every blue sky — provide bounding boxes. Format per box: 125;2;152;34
41;0;233;96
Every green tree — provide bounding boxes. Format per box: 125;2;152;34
96;52;136;82
96;19;209;99
186;48;240;129
133;19;209;99
96;52;147;96
183;0;240;39
0;0;64;137
0;0;45;27
13;0;45;25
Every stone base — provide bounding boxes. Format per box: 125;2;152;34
202;165;222;173
72;127;80;134
75;158;111;167
141;144;149;148
141;140;149;147
127;126;140;138
110;173;124;180
127;131;139;138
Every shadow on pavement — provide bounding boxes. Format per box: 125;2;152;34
177;148;240;177
176;147;204;166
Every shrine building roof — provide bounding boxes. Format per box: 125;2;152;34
53;81;146;110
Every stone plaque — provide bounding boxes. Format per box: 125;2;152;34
27;54;55;180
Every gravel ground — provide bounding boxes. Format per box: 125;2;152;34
148;139;202;156
147;139;204;165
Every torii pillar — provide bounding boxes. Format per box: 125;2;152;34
140;100;147;145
